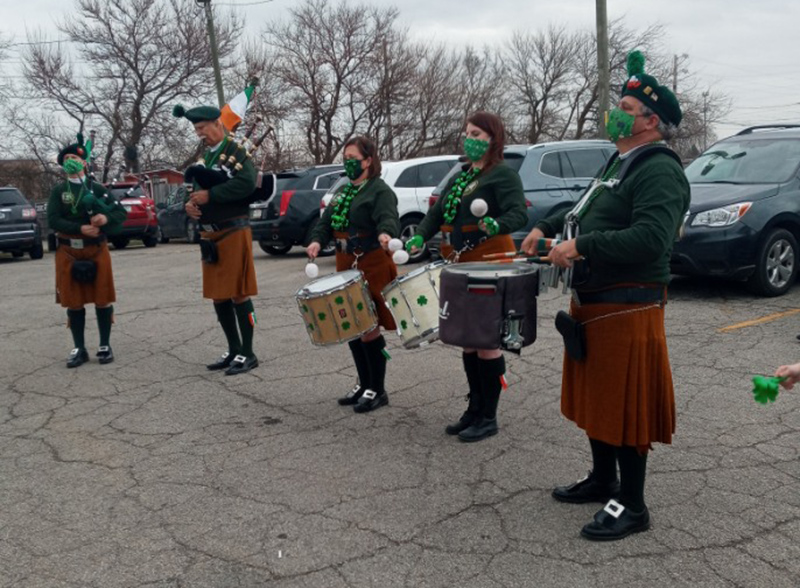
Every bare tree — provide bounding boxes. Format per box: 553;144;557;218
22;0;239;180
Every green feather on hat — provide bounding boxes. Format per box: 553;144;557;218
621;49;683;127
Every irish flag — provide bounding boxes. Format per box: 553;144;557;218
220;79;257;132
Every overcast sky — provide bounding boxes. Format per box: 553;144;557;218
6;0;800;141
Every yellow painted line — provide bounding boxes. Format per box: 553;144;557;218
717;308;800;333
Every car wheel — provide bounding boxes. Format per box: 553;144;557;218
401;216;429;263
185;220;200;244
142;234;158;248
111;238;129;250
29;241;44;260
748;228;798;297
259;241;292;255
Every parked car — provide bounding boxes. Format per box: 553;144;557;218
321;155;460;262
107;182;159;249
672;125;800;296
157;185;200;244
0;187;43;259
250;165;344;255
427;140;616;254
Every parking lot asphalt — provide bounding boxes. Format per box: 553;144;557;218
1;243;799;588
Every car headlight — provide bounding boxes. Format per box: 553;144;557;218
690;202;752;228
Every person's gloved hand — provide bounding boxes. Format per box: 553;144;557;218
405;235;424;252
480;216;499;236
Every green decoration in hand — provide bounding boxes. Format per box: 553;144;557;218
405;234;424;252
481;216;500;236
317;312;326;321
442;167;481;224
335;296;344;305
342;321;351;331
417;295;428;306
752;375;785;404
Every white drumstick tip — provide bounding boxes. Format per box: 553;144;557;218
305;262;319;278
388;238;404;252
470;198;488;217
392;249;410;265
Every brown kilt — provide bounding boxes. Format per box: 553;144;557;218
439;228;515;263
201;226;258;300
561;296;676;450
55;235;116;308
334;242;397;331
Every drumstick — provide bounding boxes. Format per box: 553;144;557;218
494;256;551;264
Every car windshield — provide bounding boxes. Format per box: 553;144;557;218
685;138;800;184
0;189;27;206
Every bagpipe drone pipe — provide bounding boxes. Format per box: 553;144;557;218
183;120;276;204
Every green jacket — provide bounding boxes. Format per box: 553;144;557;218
536;151;691;288
416;162;527;241
195;141;258;224
47;180;128;236
312;177;400;244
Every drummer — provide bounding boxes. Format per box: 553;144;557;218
406;111;527;442
306;136;401;413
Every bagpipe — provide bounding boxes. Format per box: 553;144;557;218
184;119;276;203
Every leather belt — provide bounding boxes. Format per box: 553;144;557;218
572;286;665;306
200;218;249;232
58;235;107;249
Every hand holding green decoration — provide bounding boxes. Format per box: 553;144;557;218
405;234;424;253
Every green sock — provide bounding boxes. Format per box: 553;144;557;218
66;308;86;350
234;300;256;358
96;306;114;347
214;300;241;356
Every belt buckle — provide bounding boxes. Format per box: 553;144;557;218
70;238;84;249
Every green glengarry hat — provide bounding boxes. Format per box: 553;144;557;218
621;50;682;127
57;132;89;165
172;104;221;124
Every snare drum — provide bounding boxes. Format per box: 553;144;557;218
438;262;540;351
296;270;378;346
382;261;446;348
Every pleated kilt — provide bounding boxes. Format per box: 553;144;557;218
561;294;676;451
201;226;258;300
55;235;116;308
439;231;515;263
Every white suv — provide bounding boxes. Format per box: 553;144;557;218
322;155;459;262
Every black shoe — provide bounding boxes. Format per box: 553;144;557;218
552;471;620;504
66;348;89;368
96;346;114;364
457;417;498;442
225;354;259;376
207;352;234;371
580;500;650;541
353;389;388;413
338;384;365;406
445;411;479;436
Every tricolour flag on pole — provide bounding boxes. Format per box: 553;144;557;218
220;80;257;132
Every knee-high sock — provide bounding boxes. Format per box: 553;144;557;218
234;300;256;358
214;300;241;356
588;437;618;484
617;445;648;511
462;352;481;417
362;336;387;394
348;339;371;390
96;306;114;347
478;356;505;420
67;308;86;350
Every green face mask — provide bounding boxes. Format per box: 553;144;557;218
344;158;364;181
62;159;85;175
605;108;636;142
464;137;490;162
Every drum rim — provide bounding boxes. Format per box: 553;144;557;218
442;261;538;277
381;259;447;295
296;268;364;297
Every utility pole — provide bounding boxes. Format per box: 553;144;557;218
673;54;678;92
702;91;710;151
596;0;610;140
197;0;225;108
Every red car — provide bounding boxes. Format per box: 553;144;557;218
106;182;159;248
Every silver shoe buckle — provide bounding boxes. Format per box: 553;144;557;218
361;389;377;400
603;499;625;519
233;354;247;363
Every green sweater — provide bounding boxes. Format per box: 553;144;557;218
416;162;527;240
47;180;128;236
311;177;400;244
535;151;690;288
196;143;258;224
